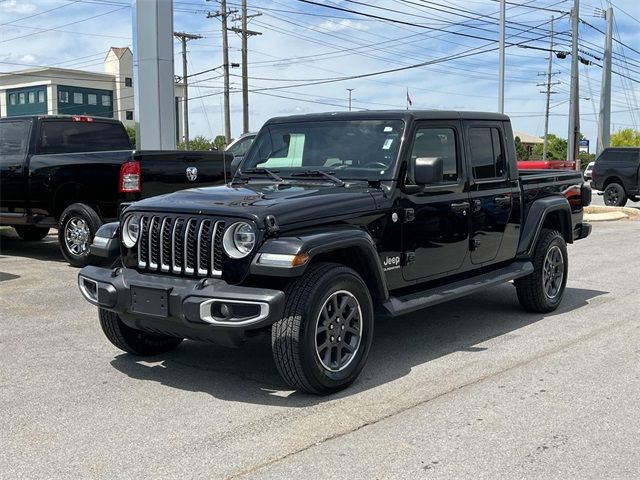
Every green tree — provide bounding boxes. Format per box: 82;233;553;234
532;134;567;160
213;135;227;151
515;136;529;160
125;126;136;149
610;128;640;147
178;135;215;151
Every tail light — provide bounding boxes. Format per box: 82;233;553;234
71;115;94;122
119;161;141;193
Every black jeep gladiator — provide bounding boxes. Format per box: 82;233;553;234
77;111;592;394
0;115;228;266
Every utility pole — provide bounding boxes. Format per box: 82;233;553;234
537;16;560;160
498;0;505;113
347;88;354;111
174;31;202;150
596;7;613;156
567;0;581;168
230;0;261;134
207;1;237;145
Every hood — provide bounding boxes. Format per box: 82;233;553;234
129;182;378;227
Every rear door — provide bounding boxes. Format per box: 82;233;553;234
401;121;471;281
136;150;230;199
465;122;514;265
0;119;32;215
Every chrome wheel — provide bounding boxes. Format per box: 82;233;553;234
315;290;362;372
543;245;564;299
64;217;90;256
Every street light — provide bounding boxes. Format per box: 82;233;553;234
346;88;354;112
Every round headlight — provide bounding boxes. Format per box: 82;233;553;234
223;222;255;259
122;215;140;248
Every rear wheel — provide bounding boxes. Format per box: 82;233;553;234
603;183;628;207
58;203;102;267
271;263;374;395
98;309;183;356
515;229;568;313
14;226;50;241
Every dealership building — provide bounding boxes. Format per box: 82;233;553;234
0;47;185;142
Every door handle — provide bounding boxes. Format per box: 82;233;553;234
450;201;470;213
494;196;512;207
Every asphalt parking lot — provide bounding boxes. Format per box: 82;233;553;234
1;219;639;479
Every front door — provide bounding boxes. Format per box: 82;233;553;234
0;120;31;215
465;122;514;265
401;122;471;281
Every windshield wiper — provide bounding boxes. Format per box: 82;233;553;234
290;170;345;186
239;167;284;182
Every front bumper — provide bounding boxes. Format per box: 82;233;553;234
78;266;285;345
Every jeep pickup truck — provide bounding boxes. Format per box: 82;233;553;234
77;111;592;394
0;115;229;266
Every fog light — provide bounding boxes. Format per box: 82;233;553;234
219;303;231;318
78;276;98;303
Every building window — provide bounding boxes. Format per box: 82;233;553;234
101;95;111;106
74;92;83;104
125;77;133;87
28;92;35;103
38;91;45;103
19;93;26;104
9;93;16;105
125;110;133;120
88;94;97;105
59;91;69;103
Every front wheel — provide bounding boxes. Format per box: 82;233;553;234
14;226;50;241
515;229;568;313
603;183;628;207
58;203;102;267
98;309;183;356
271;263;374;395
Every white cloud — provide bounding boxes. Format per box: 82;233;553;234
318;19;369;32
19;54;37;64
1;1;37;14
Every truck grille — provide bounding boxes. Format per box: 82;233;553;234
137;215;225;277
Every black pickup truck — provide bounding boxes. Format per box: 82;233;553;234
78;110;592;394
0;115;229;266
590;147;640;206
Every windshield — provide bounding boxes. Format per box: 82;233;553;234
240;119;404;181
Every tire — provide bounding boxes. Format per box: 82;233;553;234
98;309;183;356
14;226;50;241
515;229;568;313
603;183;628;207
271;262;374;395
58;203;102;267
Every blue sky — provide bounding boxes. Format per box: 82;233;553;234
1;0;639;149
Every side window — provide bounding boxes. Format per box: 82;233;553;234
0;121;29;158
409;127;458;183
469;127;505;179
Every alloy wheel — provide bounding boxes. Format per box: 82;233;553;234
543;245;564;299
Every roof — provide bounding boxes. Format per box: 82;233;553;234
0;66;114;82
513;130;544;144
266;110;510;124
106;47;132;60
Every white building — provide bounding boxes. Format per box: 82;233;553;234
0;47;184;143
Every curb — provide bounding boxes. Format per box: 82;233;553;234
584;205;640;222
584;212;628;222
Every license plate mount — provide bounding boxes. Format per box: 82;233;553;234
130;285;170;317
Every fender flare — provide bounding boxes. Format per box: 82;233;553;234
517;196;572;258
250;226;389;301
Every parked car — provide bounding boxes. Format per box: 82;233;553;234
224;132;256;160
0;115;230;266
591;147;640;206
78;110;592;394
583;161;595;181
517;159;576;170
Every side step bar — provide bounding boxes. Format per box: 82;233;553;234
382;261;534;317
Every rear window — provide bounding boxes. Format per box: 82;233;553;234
0;121;30;158
37;120;131;154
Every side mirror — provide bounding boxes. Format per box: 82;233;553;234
230;155;242;178
414;157;443;185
